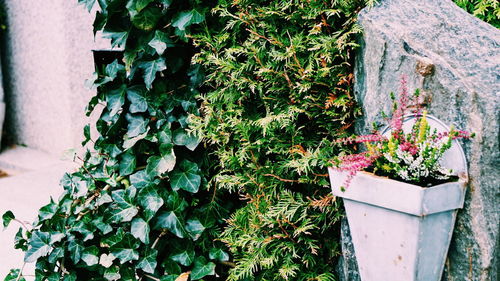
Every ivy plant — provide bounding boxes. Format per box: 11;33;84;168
3;0;234;280
192;0;373;280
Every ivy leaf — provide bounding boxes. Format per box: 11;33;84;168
106;85;126;117
2;211;15;228
148;30;174;55
111;234;140;264
38;199;58;222
137;186;164;221
170;249;194;266
93;217;113;234
105;59;125;81
126;0;154;17
78;0;95;12
82;246;99;266
173;128;200;151
63;272;77;281
131;218;150;244
125;114;148;138
132;6;162;31
155;211;185;238
68;240;84;264
185;219;205;241
102;30;128;48
126;85;148;113
48;247;64;264
130;170;153;188
24;231;52;263
209;248;229;262
4;269;26;281
170;160;201;193
146;147;176;177
172;10;205;31
82;124;91;146
119;151;137;176
108;189;139;223
139;58;166;89
101;228;125;248
190;257;215;280
137;248;158;274
104;266;121;281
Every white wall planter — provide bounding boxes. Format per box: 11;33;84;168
329;170;466;281
329;115;468;281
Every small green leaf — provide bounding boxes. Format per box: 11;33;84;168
108;189;139;223
119;151;137;176
126;0;154;16
111;234;140;264
132;6;162;31
130;170;153;188
131;218;150;244
2;211;15;228
170;160;201;193
170;249;194;266
155;211;185;238
185;219;205;241
68;240;84;264
38;200;58;222
82;124;91;146
137;187;164;221
126;85;148;113
24;231;52;263
4;269;26;281
148;30;174;55
172;10;205;31
102;31;128;48
106;85;126;117
173;128;200;151
209;248;229;262
48;247;64;264
146;148;176;177
126;114;148;138
137;248;158;274
190;257;216;280
78;0;95;12
138;58;166;89
104;266;121;281
82;246;99;266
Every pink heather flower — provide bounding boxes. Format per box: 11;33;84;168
399;141;418;155
334;152;379;189
336;134;385;145
391;76;410;136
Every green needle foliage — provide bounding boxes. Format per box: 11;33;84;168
3;0;234;280
192;1;372;280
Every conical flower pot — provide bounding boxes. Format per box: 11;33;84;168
329;169;466;281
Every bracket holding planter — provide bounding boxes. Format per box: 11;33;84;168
329;115;467;281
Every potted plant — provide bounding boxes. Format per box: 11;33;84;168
328;78;473;281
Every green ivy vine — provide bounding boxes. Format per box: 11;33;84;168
3;0;233;280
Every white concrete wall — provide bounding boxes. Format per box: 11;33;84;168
3;0;96;156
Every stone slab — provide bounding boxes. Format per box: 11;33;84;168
338;0;500;280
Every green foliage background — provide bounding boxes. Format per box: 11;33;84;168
192;1;373;280
454;0;500;28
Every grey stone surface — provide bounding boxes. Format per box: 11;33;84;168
2;0;97;156
342;0;500;280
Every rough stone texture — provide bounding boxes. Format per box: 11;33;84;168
338;0;500;280
2;0;97;156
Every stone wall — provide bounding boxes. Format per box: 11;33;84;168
2;0;96;156
337;0;499;280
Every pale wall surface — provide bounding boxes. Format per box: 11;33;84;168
2;0;96;156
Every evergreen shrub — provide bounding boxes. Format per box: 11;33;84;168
192;1;373;280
